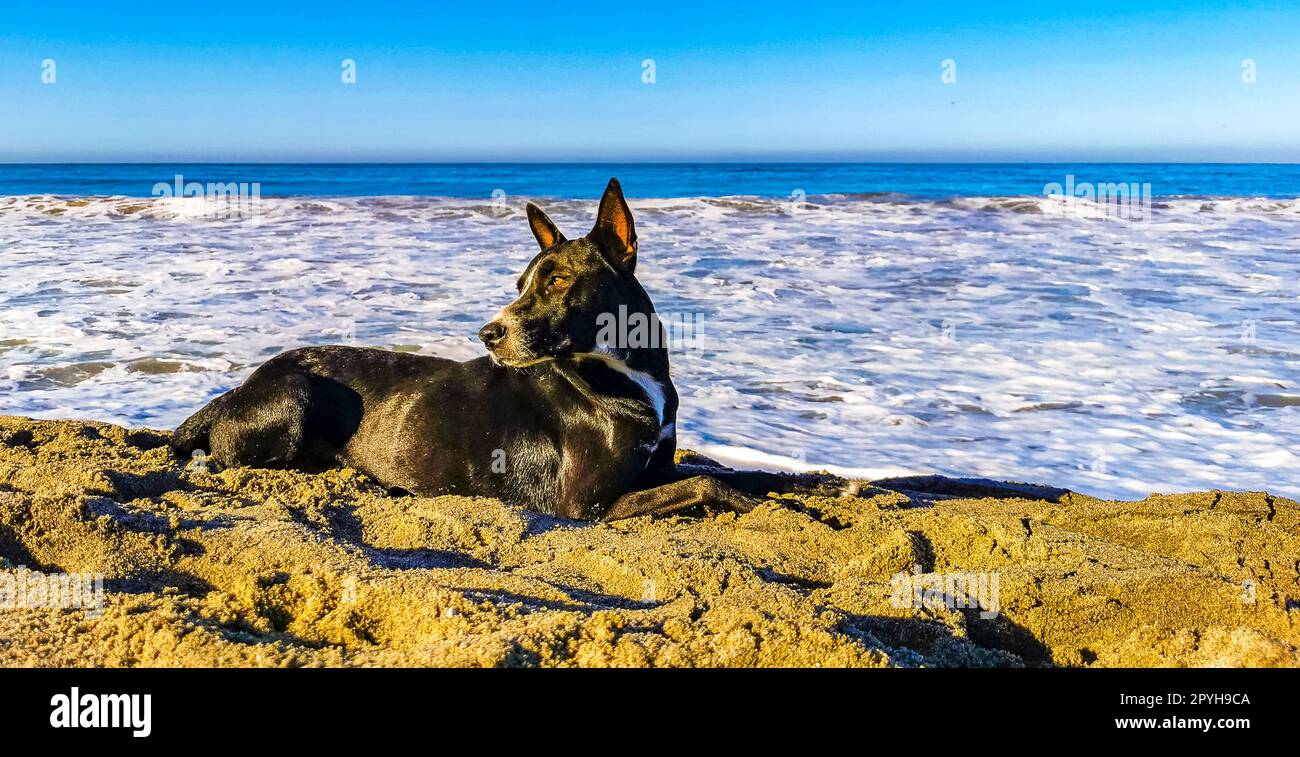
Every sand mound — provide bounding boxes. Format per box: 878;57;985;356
1;416;1296;667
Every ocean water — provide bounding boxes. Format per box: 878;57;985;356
1;163;1298;499
5;162;1300;198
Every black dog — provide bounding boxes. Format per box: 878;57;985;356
172;179;765;520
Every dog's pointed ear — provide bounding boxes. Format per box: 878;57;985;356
589;177;637;275
526;203;566;249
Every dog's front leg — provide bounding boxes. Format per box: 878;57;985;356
600;476;761;521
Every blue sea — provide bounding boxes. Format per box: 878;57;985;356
3;162;1300;198
2;163;1298;499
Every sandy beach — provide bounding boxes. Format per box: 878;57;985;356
2;414;1296;667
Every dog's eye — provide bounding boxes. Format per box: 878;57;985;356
545;274;570;290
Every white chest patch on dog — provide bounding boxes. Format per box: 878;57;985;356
579;349;667;427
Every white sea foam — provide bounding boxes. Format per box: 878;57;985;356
2;193;1298;500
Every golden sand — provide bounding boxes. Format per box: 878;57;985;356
1;415;1296;667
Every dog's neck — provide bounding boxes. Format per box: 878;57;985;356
568;346;667;425
593;281;673;386
569;300;674;428
581;340;670;386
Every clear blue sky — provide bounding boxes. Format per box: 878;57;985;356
1;1;1297;162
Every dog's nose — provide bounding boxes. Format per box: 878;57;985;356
478;321;507;347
